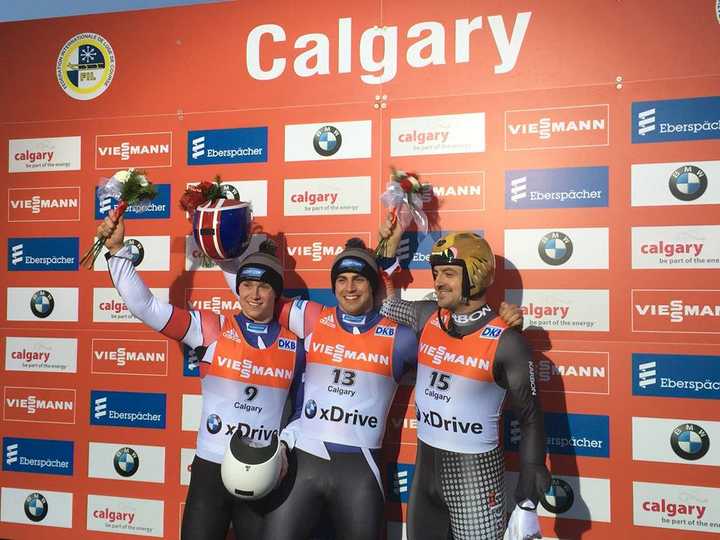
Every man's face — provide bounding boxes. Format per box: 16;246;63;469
432;264;464;310
335;272;373;315
237;280;276;322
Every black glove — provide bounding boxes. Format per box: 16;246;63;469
515;463;551;505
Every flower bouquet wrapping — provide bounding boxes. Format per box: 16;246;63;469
375;167;428;257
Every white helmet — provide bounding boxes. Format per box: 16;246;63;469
220;432;283;500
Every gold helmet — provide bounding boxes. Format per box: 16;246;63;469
430;232;495;299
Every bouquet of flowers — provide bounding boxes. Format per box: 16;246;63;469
375;167;428;257
179;175;224;213
80;169;157;269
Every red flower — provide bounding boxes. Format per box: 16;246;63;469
180;189;206;213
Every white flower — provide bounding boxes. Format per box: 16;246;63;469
112;169;132;183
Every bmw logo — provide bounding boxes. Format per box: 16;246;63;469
30;290;54;319
538;232;573;266
669;165;707;202
24;492;48;522
113;446;140;477
304;400;318;419
313;125;342;157
541;478;574;514
124;239;145;267
206;414;222;434
671;422;710;461
220;184;241;199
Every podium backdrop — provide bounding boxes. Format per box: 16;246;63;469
1;1;719;538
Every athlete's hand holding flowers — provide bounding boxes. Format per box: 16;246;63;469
80;169;157;268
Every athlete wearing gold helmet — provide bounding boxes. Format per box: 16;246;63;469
377;218;550;540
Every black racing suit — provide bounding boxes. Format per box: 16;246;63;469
380;298;549;540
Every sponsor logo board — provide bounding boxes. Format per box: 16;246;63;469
182;394;202;432
632;225;720;269
93;288;169;323
0;487;73;527
3;386;76;424
96;132;172;169
9;136;81;172
95;184;171;219
536;350;609;395
90;390;166;429
87;494;164;537
94;236;170;271
632;96;720;144
8;237;78;271
8;186;81;222
506;289;609;332
505;166;608;209
632;353;720;399
506;412;609;457
391;113;485;156
188;127;267;165
631;161;720;207
505;105;609;150
6;287;79;322
88;442;165;482
284;176;371;216
633;481;720;532
91;339;168;376
285;120;371;161
632;290;720;334
180;448;194;486
632;417;718;466
5;337;77;373
2;437;74;475
283;232;372;270
504;228;608;269
419;171;485;212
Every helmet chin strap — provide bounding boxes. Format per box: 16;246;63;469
437;308;463;338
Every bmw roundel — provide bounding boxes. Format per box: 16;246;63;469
220;184;241;199
313;125;342;157
538;231;573;266
124;239;145;267
206;414;223;434
30;290;54;319
670;422;710;461
113;446;140;477
24;492;48;522
541;478;574;514
669;165;707;202
304;400;318;419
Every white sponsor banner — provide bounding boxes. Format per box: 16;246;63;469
284;120;372;161
400;288;437;302
505;289;609;332
88;442;166;483
631;160;720;207
504;227;608;269
5;336;77;373
632;417;720;466
182;394;202;432
9;136;81;173
632;225;720;269
181;448;195;486
284;176;371;216
94;236;171;271
0;487;73;527
87;494;164;537
390;113;485;156
93;288;169;323
633;481;720;533
6;287;79;322
506;472;611;522
185;233;267;272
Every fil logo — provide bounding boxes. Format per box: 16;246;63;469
638;361;657;387
191;136;205;159
6;443;19;464
94;396;108;418
510;176;527;202
509;419;522;444
11;244;23;265
637;108;656;136
393;469;409;495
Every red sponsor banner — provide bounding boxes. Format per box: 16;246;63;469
420;171;485;213
3;386;76;424
384;402;417;447
95;132;173;169
535;350;609;395
7;186;81;222
504;104;609;150
283;232;371;271
632;289;720;334
185;288;241;316
91;339;169;376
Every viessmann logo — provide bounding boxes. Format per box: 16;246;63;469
536;350;609;395
91;339;168;376
283;232;372;270
3;387;76;424
505;104;609;150
8;187;80;222
420;171;485;213
632;290;720;334
95;132;172;169
185;288;241;315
